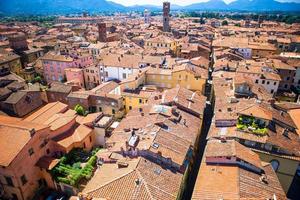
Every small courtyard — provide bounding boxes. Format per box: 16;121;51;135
50;148;100;188
236;115;268;136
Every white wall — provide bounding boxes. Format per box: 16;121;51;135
294;67;300;87
257;78;279;94
102;65;137;81
237;48;252;59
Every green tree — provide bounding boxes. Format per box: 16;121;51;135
34;76;42;83
222;20;228;26
200;17;205;24
74;104;85;116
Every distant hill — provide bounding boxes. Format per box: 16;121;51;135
185;0;228;11
0;0;126;15
184;0;300;11
228;0;300;11
0;0;300;15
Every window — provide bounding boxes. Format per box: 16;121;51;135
129;106;132;110
255;80;258;84
21;175;27;185
28;148;34;156
262;80;265;84
271;89;274;94
267;81;270;85
46;149;50;155
270;160;280;172
89;136;92;142
139;99;142;104
287;77;290;81
112;109;115;114
5;176;14;187
274;82;277;85
122;73;126;79
99;107;102;112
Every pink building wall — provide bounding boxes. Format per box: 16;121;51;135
65;68;85;88
43;55;93;83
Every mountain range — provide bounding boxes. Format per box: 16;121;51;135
0;0;300;15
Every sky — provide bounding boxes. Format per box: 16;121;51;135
109;0;300;7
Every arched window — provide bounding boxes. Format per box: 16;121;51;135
270;160;280;172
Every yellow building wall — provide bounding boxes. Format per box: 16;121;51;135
22;72;36;82
8;58;22;76
146;73;173;88
123;95;148;113
145;41;178;52
257;152;299;193
172;71;206;93
146;71;206;94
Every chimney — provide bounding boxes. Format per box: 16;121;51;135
135;178;141;186
260;174;268;184
30;128;36;137
98;23;107;42
280;111;284;116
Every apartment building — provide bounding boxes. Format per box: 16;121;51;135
192;140;286;199
0;101;100;200
41;52;93;83
99;53;164;82
210;72;300;193
146;63;208;93
83;64;101;90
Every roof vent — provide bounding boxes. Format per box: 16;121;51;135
282;129;289;138
152;143;159;149
280;111;284;116
154;168;161;175
30;128;36;137
260;174;268;184
135;178;141;185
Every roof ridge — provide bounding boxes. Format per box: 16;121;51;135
236;103;256;114
158;128;191;144
237;165;241;199
25;101;61;122
141;179;177;198
136;170;155;200
85;169;136;194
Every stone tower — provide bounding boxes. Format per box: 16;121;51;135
144;9;151;24
98;23;107;42
8;32;28;52
163;2;170;32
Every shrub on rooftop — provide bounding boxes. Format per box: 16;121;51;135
50;149;98;187
74;104;85;116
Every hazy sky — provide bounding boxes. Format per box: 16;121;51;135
109;0;300;6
